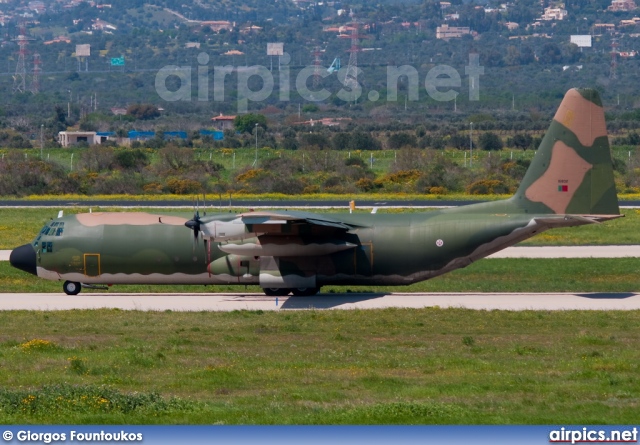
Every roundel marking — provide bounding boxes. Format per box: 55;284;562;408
436;239;444;247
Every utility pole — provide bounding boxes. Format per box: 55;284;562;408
469;122;473;167
253;123;258;167
40;124;43;158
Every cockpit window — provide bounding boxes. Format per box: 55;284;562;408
34;221;64;247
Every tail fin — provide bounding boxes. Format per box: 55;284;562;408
513;88;619;215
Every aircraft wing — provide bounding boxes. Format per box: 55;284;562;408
533;214;623;228
200;210;362;242
239;211;356;230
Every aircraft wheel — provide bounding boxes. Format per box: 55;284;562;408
291;287;320;297
63;281;81;296
263;288;290;297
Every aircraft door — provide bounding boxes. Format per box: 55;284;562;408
84;254;101;277
355;243;373;276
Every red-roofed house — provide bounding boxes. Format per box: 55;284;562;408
211;113;236;130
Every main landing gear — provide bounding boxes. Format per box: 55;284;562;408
63;280;82;295
262;287;320;297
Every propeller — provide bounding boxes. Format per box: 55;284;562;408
185;197;202;247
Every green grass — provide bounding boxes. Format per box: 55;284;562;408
1;207;640;249
0;309;638;424
2;258;639;294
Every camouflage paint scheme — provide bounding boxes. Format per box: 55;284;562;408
9;89;621;296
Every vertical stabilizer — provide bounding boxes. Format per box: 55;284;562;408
512;88;619;215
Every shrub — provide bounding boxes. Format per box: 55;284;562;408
479;132;503;151
165;178;202;194
466;178;511;195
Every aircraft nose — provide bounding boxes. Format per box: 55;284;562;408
9;244;37;276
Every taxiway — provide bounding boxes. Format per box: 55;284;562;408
0;292;638;311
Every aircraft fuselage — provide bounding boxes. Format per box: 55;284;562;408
22;210;549;288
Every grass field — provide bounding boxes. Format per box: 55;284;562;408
0;309;638;424
1;204;639;425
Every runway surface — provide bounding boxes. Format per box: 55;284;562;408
486;245;640;258
0;292;638;311
3;245;640;261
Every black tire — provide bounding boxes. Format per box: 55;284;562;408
63;281;81;296
263;288;290;297
291;287;320;297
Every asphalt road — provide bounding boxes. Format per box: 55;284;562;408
0;292;637;311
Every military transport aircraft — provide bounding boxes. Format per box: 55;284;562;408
10;88;621;296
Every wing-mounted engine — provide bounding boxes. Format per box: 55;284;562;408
190;210;363;243
218;236;356;257
188;210;365;290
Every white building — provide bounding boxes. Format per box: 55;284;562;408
436;24;471;40
608;0;637;11
541;7;567;20
58;131;107;147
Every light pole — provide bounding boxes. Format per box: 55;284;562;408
469;122;473;167
40;124;44;159
253;123;258;167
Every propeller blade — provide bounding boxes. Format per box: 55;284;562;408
186;196;204;250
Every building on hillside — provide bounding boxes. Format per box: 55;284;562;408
504;22;519;30
541;7;567;20
436;24;471;40
608;0;637;11
620;17;640;25
211;113;236;130
110;107;127;115
44;35;71;44
201;21;233;32
91;19;116;31
592;23;616;33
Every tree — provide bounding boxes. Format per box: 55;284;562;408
350;131;382;151
332;133;351;150
115;149;149;172
539;43;563;65
519;45;536;65
479;132;503;151
504;45;521;66
300;133;330;150
512;133;533;150
233;114;267;134
127;104;160;120
387;132;417;149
